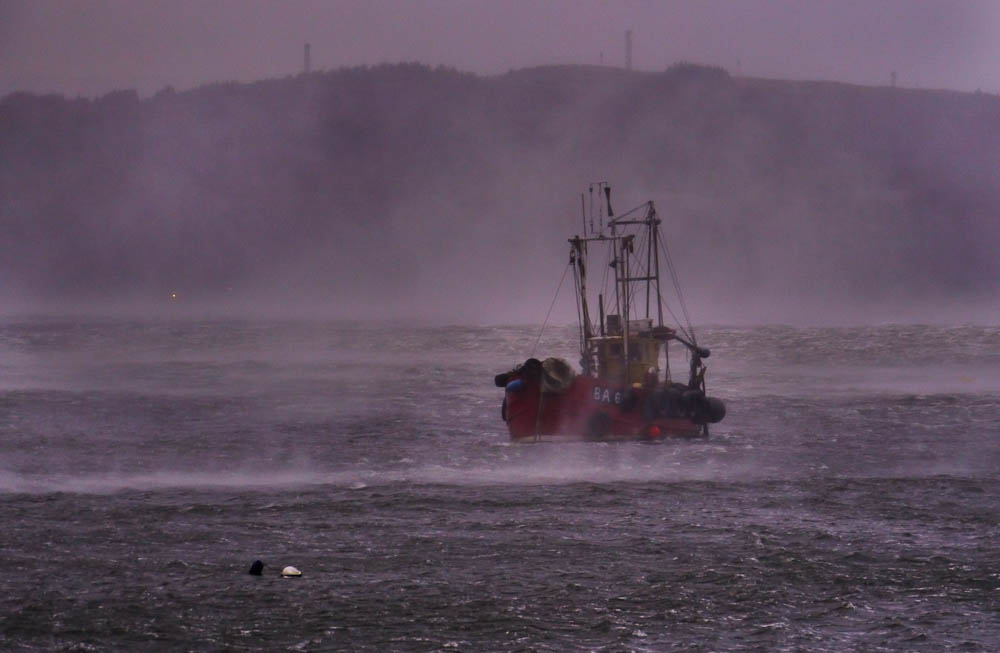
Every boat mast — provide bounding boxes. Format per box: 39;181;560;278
617;230;630;373
607;200;665;381
646;209;653;320
572;188;676;383
651;203;664;327
571;237;593;342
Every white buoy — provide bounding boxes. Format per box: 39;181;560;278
281;566;302;577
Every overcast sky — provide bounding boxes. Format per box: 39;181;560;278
2;0;999;98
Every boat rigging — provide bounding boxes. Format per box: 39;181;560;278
494;184;726;442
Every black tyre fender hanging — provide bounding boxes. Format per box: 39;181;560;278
585;412;612;440
640;393;661;421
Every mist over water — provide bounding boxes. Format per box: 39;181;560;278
2;319;999;649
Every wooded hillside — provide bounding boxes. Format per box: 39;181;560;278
2;63;998;320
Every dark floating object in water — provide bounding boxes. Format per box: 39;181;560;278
249;560;264;575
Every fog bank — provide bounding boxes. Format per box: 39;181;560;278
2;63;998;324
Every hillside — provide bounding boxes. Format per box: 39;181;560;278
2;63;998;322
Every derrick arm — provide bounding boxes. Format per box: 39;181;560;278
673;333;710;391
570;237;596;374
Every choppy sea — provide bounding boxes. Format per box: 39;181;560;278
1;319;998;651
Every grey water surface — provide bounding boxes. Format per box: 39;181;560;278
1;319;998;651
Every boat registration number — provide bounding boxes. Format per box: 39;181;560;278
592;387;623;405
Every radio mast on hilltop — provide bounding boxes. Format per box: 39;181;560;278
304;43;311;74
625;30;633;70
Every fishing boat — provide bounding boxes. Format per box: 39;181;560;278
494;184;726;441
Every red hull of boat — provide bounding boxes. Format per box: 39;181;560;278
503;374;703;442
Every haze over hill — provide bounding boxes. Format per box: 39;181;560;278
2;63;998;323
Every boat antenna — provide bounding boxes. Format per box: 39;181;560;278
588;180;609;233
599;185;604;232
588;185;595;234
580;193;587;235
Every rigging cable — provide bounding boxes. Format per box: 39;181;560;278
657;228;697;344
657;286;695;344
530;261;572;358
609;202;647;221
